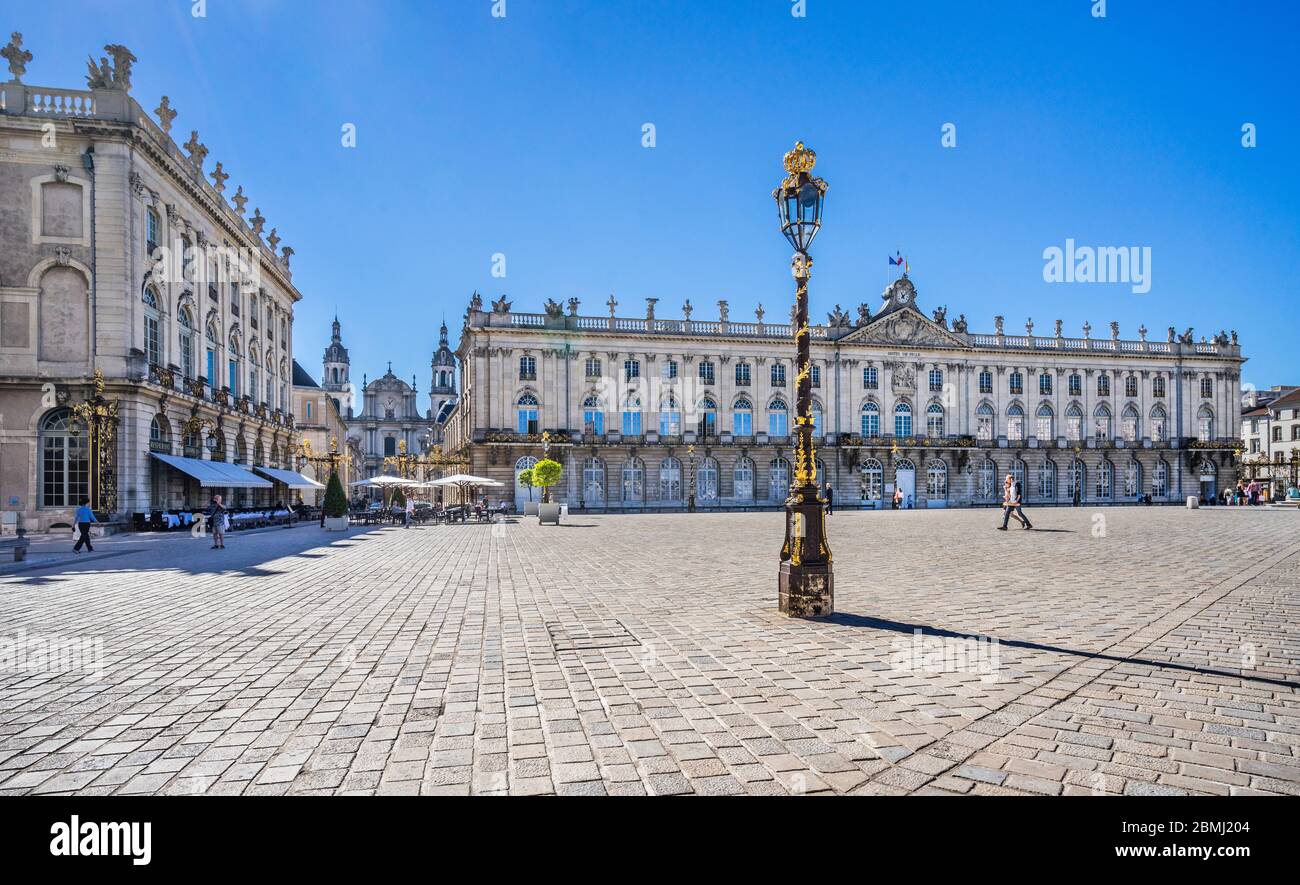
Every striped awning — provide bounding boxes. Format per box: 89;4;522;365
150;453;273;488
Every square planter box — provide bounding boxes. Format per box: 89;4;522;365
538;503;562;524
324;516;349;532
523;502;540;516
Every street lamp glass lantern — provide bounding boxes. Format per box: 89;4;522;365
204;434;219;453
774;142;826;253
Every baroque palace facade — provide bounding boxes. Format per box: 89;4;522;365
0;37;306;531
444;280;1244;511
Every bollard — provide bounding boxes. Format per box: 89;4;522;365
1186;495;1200;509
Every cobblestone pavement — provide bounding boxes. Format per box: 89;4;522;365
0;507;1297;796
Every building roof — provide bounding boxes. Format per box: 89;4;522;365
292;359;320;388
1269;388;1300;412
1243;407;1270;419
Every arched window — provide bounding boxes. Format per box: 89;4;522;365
204;321;220;391
516;393;539;434
812;400;824;438
926;459;947;499
861;401;880;437
1152;459;1169;497
696;457;719;502
860;458;883;501
265;353;274;406
621;458;644;503
978;459;997;500
976;402;995;441
1124;459;1141;498
1065;404;1084;441
926;403;944;438
1151;404;1168;443
1121;404;1140;442
1007;404;1025;442
248;342;260;406
733;457;755;501
1037;459;1056;499
1068;459;1086;501
894;401;913;437
1094;404;1112;441
227;331;242;396
177;308;195;380
659;458;682;502
1095;460;1113;499
1035;404;1054;441
149;414;171;453
583;457;605;504
658;395;681;436
143;287;163;367
766;458;788;502
1197;405;1214;442
183;424;201;458
582;394;604;435
254;440;265;466
40;410;89;507
733;397;753;436
697;396;717;437
622;394;642;436
768;398;789;437
278;358;288;410
234;435;248;465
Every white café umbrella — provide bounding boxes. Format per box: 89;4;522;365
429;474;504;487
349;475;412;487
429;474;505;507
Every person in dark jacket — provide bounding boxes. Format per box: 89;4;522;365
206;494;228;549
823;482;834;516
72;498;97;553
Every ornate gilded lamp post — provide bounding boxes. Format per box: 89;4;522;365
68;370;121;517
773;141;832;617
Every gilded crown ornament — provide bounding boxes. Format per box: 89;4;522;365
783;141;817;175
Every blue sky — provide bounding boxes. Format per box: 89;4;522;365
18;0;1299;391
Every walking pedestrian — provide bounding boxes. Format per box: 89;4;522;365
823;481;834;516
892;487;903;510
998;474;1033;531
207;494;228;549
404;497;414;528
72;497;96;553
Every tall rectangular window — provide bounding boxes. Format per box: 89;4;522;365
863;367;878;389
698;361;715;385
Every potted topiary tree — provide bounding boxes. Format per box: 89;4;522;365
533;458;564;524
519;467;540;516
322;469;349;531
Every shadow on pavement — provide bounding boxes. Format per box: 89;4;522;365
830;612;1300;690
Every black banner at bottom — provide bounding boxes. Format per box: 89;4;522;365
0;796;1283;872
